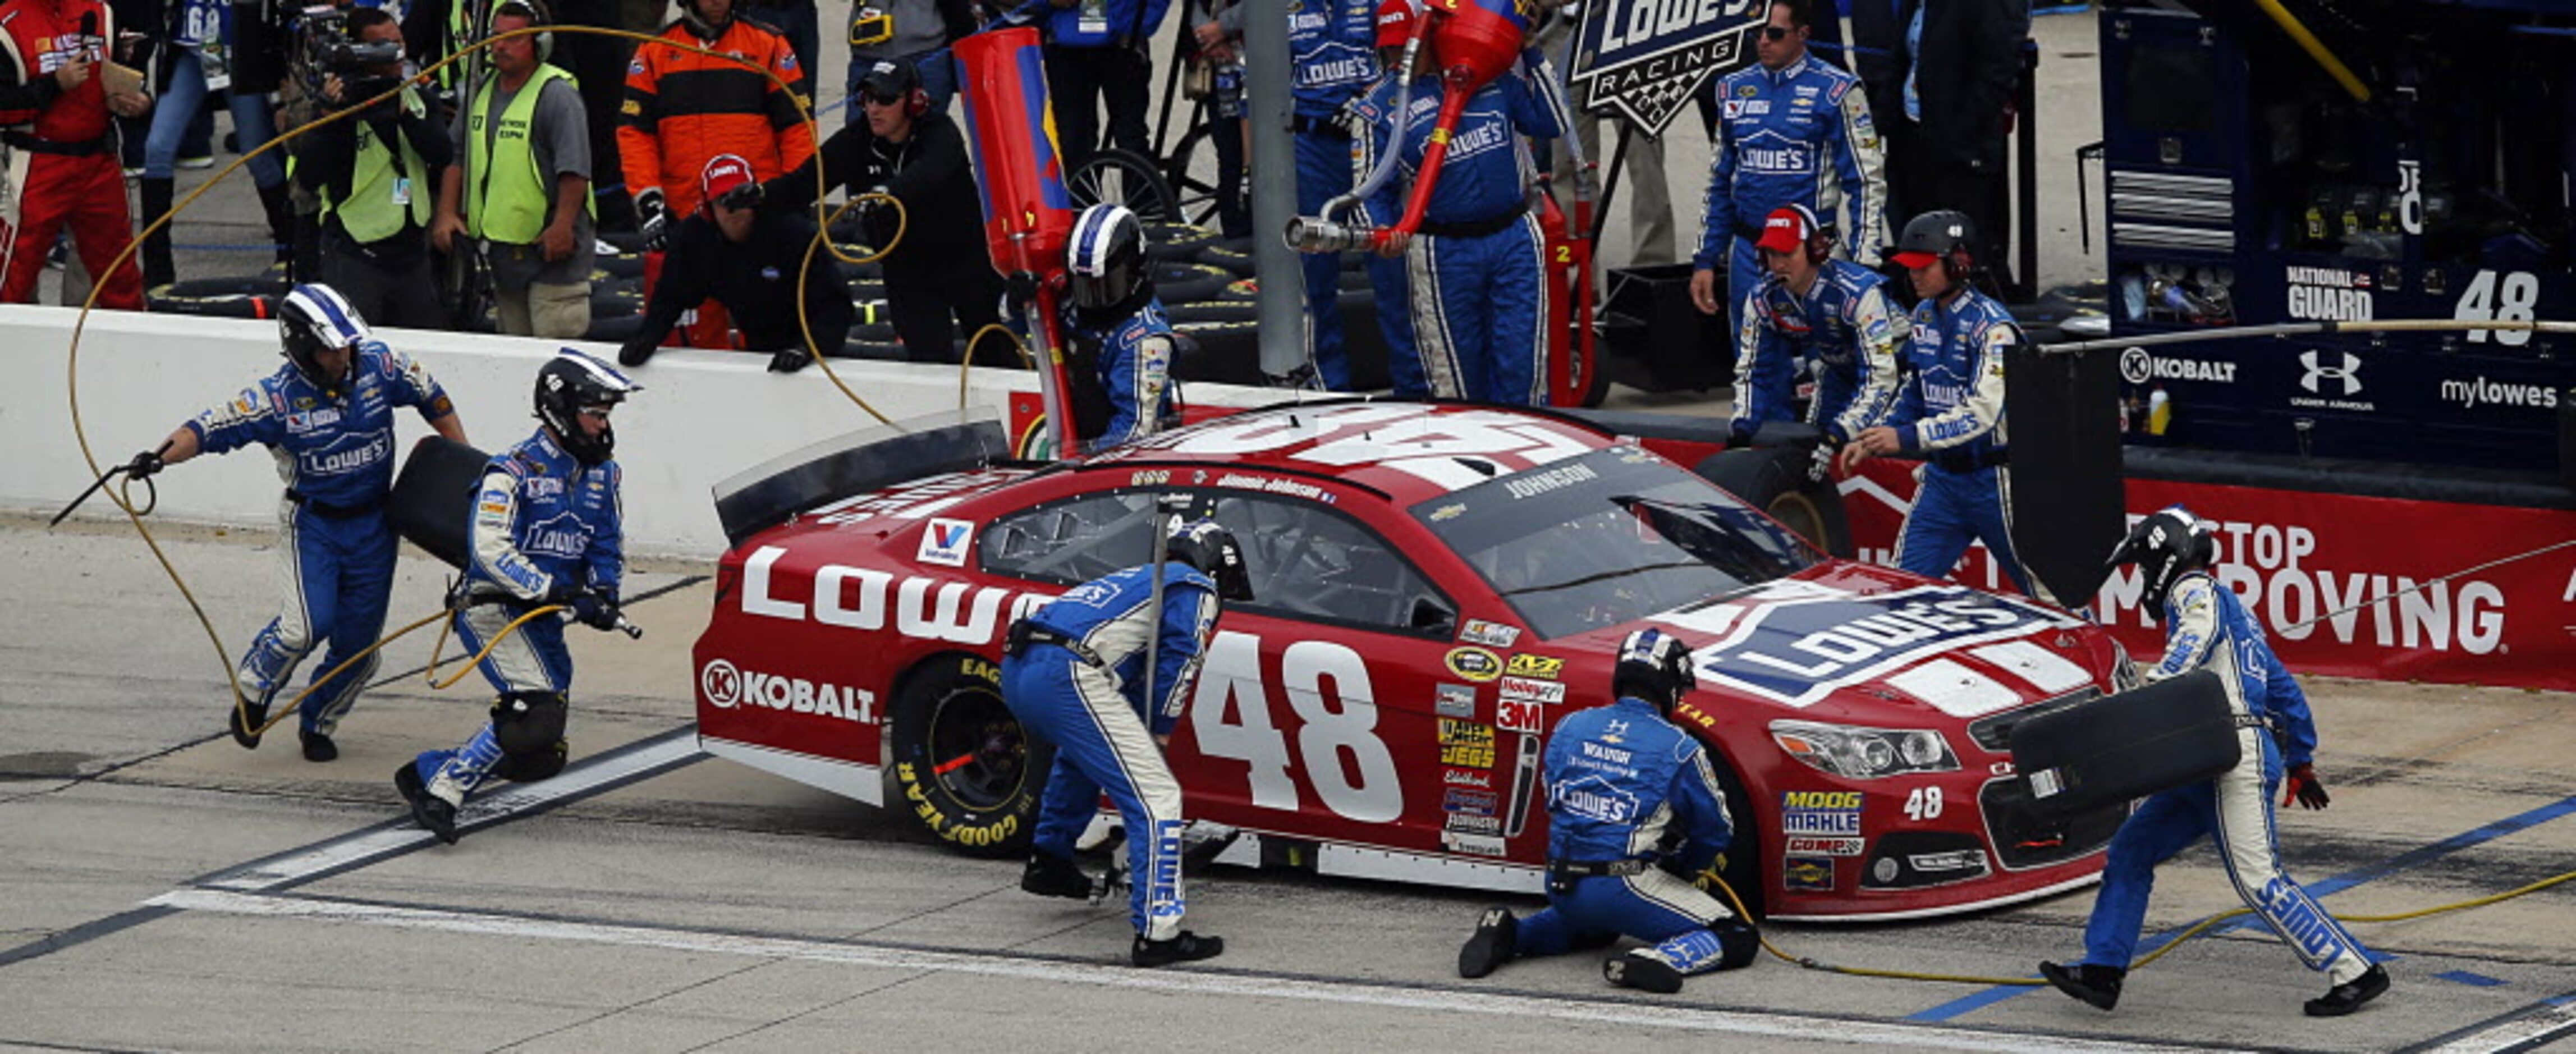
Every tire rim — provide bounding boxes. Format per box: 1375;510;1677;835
1768;491;1828;551
927;686;1027;810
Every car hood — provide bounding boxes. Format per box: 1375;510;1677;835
1631;573;2101;723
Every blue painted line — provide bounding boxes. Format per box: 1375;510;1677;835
1906;792;2576;1023
2436;970;2509;987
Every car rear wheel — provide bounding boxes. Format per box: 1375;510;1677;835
888;654;1052;858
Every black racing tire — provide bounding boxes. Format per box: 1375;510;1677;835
1693;446;1854;558
1166;301;1256;326
836;339;908;361
888;653;1052;858
1152;261;1232;305
1196;237;1255;277
1143;221;1217;262
1706;749;1766;923
1215;277;1258;301
1174;318;1263;384
583;311;644;343
595;252;644;279
149;274;286;317
1069;149;1181;223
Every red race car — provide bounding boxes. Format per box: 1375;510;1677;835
693;401;2135;920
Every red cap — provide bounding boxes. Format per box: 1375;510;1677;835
1753;205;1816;255
699;153;756;209
1890;250;1941;269
1376;0;1414;48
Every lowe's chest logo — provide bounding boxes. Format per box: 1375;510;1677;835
297;433;392;475
1689;583;2066;708
522;512;590;559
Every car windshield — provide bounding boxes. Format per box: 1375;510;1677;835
1413;446;1819;639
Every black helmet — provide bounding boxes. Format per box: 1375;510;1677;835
1068;203;1152;323
1886;209;1977;280
1167;517;1252;601
1612;627;1697;713
533;349;644;466
278;283;370;395
2106;505;2215;617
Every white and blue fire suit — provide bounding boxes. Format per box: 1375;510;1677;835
2073;572;2374;988
1512;696;1744;975
411;428;625;805
1002;561;1219;942
1693;55;1886;341
1289;0;1378;388
1883;286;2042;600
1066;296;1179;451
1390;51;1567;405
1346;71;1418;397
1732;257;1905;444
186;343;454;737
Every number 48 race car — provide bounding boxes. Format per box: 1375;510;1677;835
692;401;2135;920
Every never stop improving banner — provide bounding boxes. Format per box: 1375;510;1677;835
1840;462;2576;691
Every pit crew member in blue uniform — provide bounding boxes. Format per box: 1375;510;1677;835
1729;204;1904;450
1456;629;1759;994
397;350;640;845
1839;210;2045;601
1005;519;1251;967
124;284;466;762
1341;0;1419;397
2041;507;2389;1018
1282;0;1376;388
1377;39;1569;405
1689;0;1886;343
1064;203;1179;451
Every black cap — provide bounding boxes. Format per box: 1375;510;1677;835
857;58;920;99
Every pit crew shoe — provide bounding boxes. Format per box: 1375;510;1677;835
395;763;459;845
2304;964;2389;1018
300;729;337;762
1604;949;1686;995
1457;908;1518;978
2039;961;2124;1011
1021;852;1094;899
227;699;268;749
1132;931;1224;968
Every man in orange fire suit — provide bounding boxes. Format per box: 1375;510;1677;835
620;0;813;347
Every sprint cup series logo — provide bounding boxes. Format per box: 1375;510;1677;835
1569;0;1764;135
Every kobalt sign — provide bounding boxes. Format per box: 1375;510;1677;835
2119;346;2237;385
701;658;877;723
1569;0;1763;136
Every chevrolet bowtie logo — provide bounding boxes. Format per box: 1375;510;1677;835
2299;350;2363;396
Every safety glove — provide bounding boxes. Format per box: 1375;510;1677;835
636;187;670;251
2282;763;2331;810
767;346;814;374
123;449;166;479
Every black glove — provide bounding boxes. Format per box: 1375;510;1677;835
2282;763;2331;810
716;181;764;212
636;187;669;252
123;449;166;479
1807;437;1838;484
767;346;813;374
618;336;658;368
567;590;620;631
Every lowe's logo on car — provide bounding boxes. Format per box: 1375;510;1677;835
1687;583;2070;708
738;546;1053;644
700;658;876;722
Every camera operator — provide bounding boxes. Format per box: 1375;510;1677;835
292;6;450;328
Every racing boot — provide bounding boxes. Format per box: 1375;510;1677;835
2304;964;2389;1018
1021;851;1094;899
395;763;459;845
227;698;268;749
1457;907;1518;978
2039;960;2125;1011
1604;949;1686;995
300;728;338;763
1131;930;1224;968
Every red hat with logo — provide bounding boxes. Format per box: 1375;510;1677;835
1754;204;1822;255
699;153;757;210
1376;0;1416;48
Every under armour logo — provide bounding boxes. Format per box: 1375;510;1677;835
2298;350;2363;396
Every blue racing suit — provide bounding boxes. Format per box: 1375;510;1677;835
1066;296;1179;451
1346;71;1418;398
1883;286;2042;600
1393;51;1567;405
1693;55;1887;343
1002;561;1221;941
1732;257;1905;444
2074;572;2374;987
413;427;625;808
1289;0;1377;388
184;343;455;737
1512;696;1745;976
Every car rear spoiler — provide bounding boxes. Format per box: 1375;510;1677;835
711;409;1013;549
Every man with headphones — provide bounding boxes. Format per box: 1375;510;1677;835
430;0;595;339
1728;204;1905;452
759;58;997;364
616;154;849;371
1838;209;2046;602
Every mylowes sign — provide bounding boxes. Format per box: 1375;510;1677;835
1568;0;1763;136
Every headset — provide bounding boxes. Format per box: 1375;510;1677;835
487;0;554;61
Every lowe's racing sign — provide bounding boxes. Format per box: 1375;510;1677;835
1568;0;1764;136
